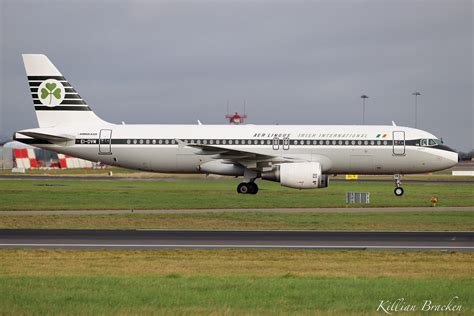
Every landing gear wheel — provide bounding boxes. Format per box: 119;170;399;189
394;187;404;196
237;183;250;194
237;182;259;194
393;174;404;197
248;182;259;195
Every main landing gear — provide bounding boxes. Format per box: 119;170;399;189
237;169;259;194
237;182;259;195
393;174;404;196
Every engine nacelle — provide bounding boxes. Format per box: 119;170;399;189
262;162;329;189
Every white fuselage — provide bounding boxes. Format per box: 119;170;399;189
21;124;458;175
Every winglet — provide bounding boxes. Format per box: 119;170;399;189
392;121;397;126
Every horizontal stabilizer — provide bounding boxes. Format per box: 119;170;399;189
17;131;73;142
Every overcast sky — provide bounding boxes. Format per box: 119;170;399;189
1;0;472;150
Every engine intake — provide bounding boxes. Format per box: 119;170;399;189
262;162;329;189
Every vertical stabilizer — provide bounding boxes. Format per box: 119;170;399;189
22;54;109;128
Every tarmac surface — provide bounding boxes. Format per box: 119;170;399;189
1;206;473;215
0;229;472;251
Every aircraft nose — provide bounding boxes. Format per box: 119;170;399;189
443;149;459;168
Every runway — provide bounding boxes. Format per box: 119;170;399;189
0;229;472;251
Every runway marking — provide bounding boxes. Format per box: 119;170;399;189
0;243;473;250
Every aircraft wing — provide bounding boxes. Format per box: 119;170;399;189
175;139;299;170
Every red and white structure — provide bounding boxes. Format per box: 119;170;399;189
57;154;93;169
225;112;247;125
13;148;37;169
8;142;94;170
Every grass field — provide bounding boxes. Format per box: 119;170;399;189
1;211;473;231
0;249;472;314
0;178;472;211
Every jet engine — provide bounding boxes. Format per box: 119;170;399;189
262;162;329;189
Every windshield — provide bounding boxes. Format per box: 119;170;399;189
421;138;441;146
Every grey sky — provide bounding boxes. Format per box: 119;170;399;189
1;0;472;150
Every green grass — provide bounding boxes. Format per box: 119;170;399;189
0;179;472;210
1;211;473;231
0;276;471;314
1;249;472;314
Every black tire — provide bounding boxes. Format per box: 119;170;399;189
394;187;404;196
237;182;249;194
248;182;259;194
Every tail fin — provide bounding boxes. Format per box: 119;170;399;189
22;54;109;128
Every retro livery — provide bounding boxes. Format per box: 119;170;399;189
14;54;458;195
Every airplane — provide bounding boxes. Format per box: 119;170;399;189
14;54;459;196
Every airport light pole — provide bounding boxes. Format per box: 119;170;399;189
360;95;368;125
412;91;421;128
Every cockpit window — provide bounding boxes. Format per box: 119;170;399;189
421;139;440;147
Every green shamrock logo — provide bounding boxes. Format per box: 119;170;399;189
40;82;62;105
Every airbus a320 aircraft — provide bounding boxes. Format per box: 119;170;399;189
14;54;458;196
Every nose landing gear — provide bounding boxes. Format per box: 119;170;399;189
393;174;404;196
237;182;259;194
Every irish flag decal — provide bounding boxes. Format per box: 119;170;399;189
376;133;388;138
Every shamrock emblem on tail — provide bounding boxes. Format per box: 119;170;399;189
37;79;65;107
41;82;62;105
